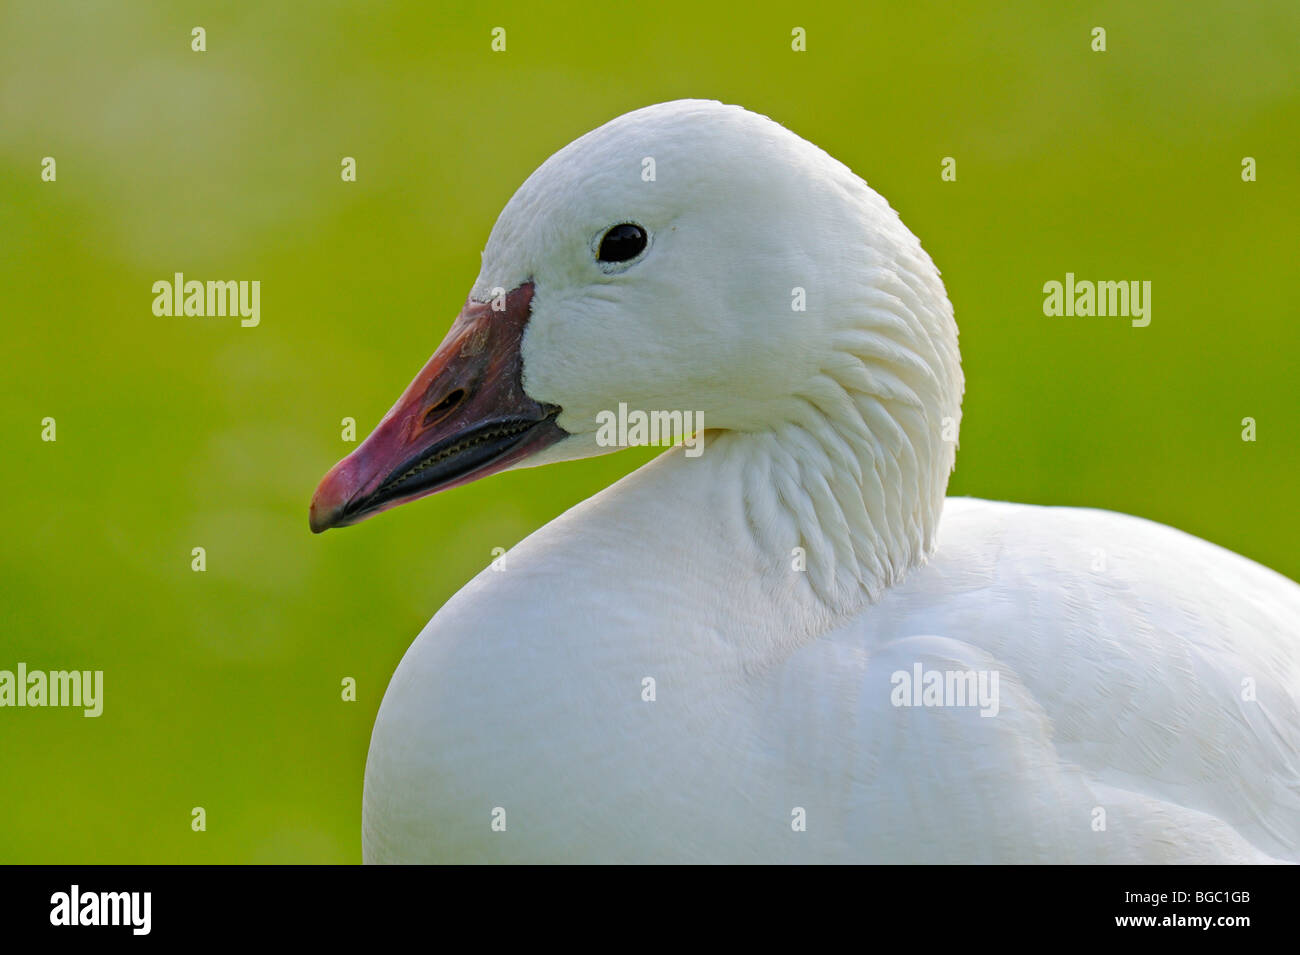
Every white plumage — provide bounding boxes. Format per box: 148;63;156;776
346;100;1300;863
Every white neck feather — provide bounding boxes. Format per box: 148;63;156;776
731;253;963;617
576;269;961;662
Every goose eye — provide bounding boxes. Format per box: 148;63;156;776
597;223;647;263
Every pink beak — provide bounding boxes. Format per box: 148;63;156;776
309;283;566;532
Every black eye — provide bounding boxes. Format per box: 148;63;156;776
597;223;648;263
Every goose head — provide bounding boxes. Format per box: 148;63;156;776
311;99;962;565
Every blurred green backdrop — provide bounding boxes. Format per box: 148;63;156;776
1;1;1296;862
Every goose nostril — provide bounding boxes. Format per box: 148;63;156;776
423;389;465;427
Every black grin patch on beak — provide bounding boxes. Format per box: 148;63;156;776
342;409;562;522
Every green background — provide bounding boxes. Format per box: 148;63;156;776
1;1;1296;862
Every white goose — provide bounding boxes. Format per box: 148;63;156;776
311;100;1300;864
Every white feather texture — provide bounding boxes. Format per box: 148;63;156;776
361;100;1300;863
